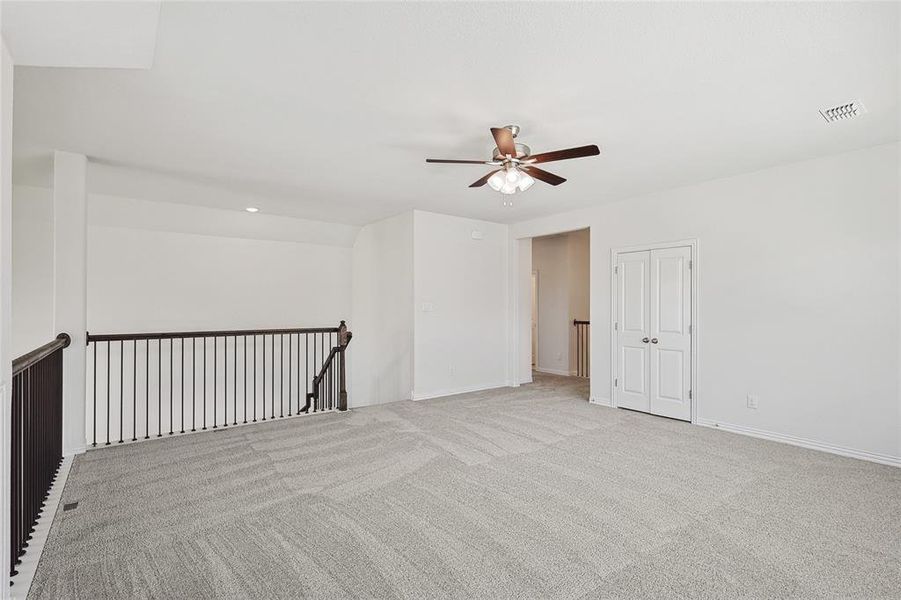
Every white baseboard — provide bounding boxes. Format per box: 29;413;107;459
533;367;573;377
589;396;612;407
63;444;86;458
696;418;900;468
412;382;509;401
10;456;73;598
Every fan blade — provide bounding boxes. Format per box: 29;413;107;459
426;159;494;164
526;145;600;164
522;166;566;186
469;170;500;188
491;127;516;157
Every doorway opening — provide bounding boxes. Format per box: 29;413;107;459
530;228;590;390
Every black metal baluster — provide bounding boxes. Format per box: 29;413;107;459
169;338;174;435
119;340;124;443
280;334;284;418
288;333;293;415
106;341;110;445
92;342;97;447
223;336;227;428
192;338;197;432
203;337;207;430
262;334;266;421
234;335;238;425
158;339;162;437
271;334;275;419
181;338;185;434
145;339;149;439
133;340;137;441
213;336;218;428
313;333;317;412
253;335;257;422
305;334;310;413
243;335;248;424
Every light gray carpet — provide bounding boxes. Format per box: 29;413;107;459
28;374;901;599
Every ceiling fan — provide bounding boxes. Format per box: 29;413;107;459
426;125;600;196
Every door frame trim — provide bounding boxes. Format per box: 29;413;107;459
531;270;539;368
610;238;699;423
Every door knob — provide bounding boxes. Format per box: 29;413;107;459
651;338;658;344
642;337;649;343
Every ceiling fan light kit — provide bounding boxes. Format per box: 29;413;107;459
426;125;600;199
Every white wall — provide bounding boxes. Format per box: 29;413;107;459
11;185;51;356
88;227;351;333
0;31;14;600
513;143;901;463
11;187;356;345
413;210;509;399
350;212;413;407
531;229;589;375
532;234;570;374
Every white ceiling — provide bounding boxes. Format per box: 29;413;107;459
10;1;900;225
2;1;160;68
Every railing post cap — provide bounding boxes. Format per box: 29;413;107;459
56;332;71;348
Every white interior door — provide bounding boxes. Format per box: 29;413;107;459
615;251;650;412
648;247;692;420
615;246;692;421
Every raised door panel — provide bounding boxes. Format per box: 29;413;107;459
649;246;691;421
615;251;650;412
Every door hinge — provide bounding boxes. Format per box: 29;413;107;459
614;265;618;275
689;259;693;269
689;389;692;400
614;322;618;331
688;324;692;334
614;378;618;387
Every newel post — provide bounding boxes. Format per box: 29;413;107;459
338;320;351;411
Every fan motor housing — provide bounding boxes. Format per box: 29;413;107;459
492;143;531;161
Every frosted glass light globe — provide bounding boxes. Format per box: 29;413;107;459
517;172;535;192
488;171;506;191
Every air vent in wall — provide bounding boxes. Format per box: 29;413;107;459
820;101;867;123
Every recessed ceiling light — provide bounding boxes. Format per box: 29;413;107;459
820;100;867;123
245;207;259;213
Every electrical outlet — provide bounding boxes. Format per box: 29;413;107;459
746;394;759;410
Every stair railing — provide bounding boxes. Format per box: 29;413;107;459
305;320;352;412
9;333;71;581
85;321;352;446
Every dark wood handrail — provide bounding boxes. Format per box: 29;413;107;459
573;319;590;325
87;326;339;343
12;333;71;376
310;332;353;388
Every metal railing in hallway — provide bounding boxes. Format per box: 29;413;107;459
86;321;352;446
9;333;70;581
573;320;590;378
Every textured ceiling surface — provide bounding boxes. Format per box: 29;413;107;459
11;2;900;225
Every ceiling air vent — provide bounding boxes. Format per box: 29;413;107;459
820;101;867;123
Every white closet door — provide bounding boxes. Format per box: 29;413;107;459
648;246;692;421
615;251;650;413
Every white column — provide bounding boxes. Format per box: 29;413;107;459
52;151;88;456
0;32;14;600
